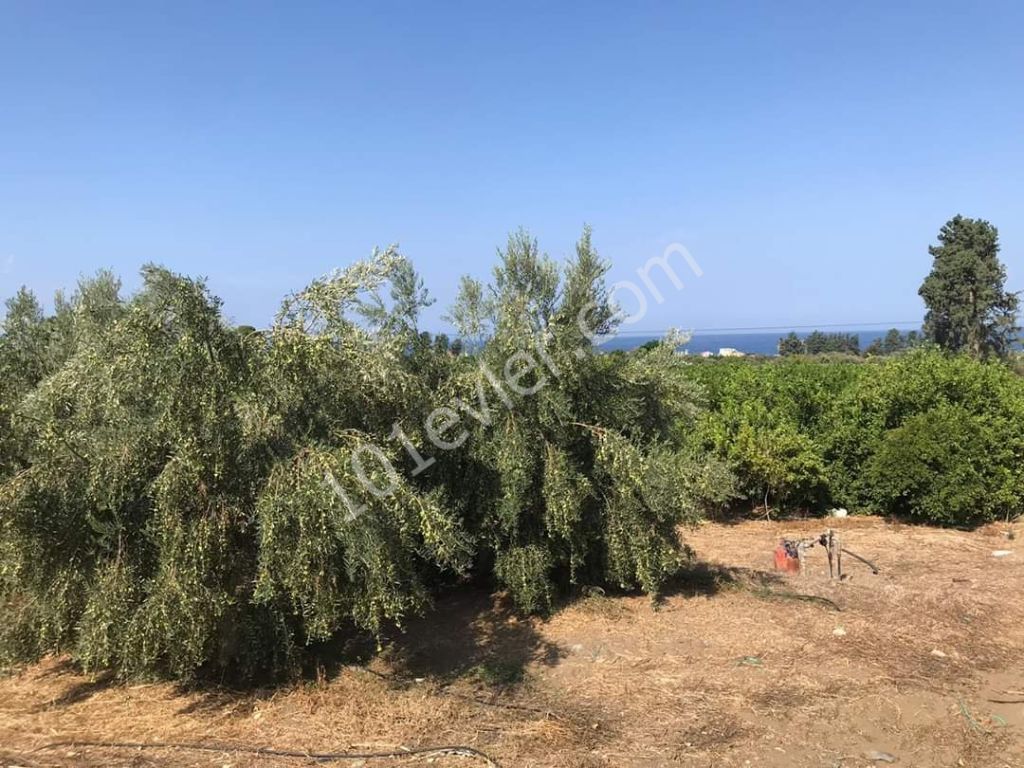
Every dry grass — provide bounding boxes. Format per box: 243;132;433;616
2;517;1023;767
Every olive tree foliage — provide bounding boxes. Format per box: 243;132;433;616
0;231;731;681
443;227;734;611
254;249;470;645
0;266;260;678
0;289;47;482
0;251;469;681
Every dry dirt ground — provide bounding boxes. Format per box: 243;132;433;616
3;517;1024;768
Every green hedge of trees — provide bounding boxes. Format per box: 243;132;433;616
778;328;922;357
684;352;1024;524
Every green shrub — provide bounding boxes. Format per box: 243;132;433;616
863;403;1024;524
684;358;861;511
686;351;1024;526
824;349;1024;522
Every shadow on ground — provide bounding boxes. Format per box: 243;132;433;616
31;669;117;711
378;588;564;688
26;563;822;717
662;560;786;600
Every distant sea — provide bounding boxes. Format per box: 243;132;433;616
598;329;916;356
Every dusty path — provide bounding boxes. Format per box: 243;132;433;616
2;517;1022;767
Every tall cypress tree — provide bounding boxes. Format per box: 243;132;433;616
919;215;1019;358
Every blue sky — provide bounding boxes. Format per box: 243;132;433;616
2;1;1022;332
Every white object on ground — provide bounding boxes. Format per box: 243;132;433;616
864;750;897;763
992;550;1013;558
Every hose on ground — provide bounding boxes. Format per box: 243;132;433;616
32;739;500;767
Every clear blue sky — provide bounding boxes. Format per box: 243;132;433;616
2;1;1022;333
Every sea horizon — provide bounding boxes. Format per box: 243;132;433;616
597;327;922;356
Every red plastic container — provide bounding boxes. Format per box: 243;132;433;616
774;542;801;573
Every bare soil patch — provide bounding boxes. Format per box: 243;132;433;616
2;517;1023;767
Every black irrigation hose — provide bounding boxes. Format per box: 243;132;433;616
32;740;500;767
841;546;880;574
750;586;843;612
